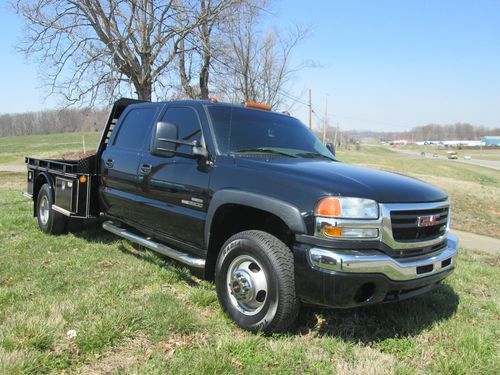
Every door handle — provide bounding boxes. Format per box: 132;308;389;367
139;163;152;175
105;159;114;168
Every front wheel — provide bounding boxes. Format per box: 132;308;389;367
36;183;68;234
215;230;299;333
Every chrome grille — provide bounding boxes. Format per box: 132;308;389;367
391;206;449;242
380;201;450;252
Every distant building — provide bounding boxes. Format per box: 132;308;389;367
390;139;410;145
482;136;500;146
442;140;484;147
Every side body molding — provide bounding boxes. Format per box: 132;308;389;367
205;189;307;246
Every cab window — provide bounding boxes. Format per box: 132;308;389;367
160;107;202;154
114;107;157;150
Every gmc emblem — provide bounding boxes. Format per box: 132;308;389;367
417;214;441;227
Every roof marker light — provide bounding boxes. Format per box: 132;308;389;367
243;102;272;111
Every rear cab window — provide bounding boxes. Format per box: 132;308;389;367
113;107;158;150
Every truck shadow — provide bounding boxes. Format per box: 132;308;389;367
72;225;118;244
73;227;204;284
293;284;459;343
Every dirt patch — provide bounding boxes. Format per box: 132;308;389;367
60;151;96;160
75;335;151;375
0;164;25;173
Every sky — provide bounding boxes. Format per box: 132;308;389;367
0;0;499;132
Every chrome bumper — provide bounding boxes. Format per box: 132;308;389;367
309;233;458;281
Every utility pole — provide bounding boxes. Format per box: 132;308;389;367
333;122;339;146
323;95;328;143
308;89;312;130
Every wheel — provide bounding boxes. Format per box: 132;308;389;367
36;183;68;234
215;230;299;333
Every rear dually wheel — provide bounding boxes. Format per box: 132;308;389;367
36;183;68;235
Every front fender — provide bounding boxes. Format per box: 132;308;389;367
205;189;307;246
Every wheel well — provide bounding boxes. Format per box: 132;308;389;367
205;204;294;280
33;174;52;216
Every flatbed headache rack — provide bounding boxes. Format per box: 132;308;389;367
24;97;146;220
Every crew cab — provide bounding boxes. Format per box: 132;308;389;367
24;98;458;333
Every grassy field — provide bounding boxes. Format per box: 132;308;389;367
0;133;499;374
0;132;101;164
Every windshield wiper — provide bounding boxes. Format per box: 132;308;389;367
233;148;298;158
296;152;336;160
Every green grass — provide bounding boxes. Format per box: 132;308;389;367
337;146;500;238
0;132;101;164
0;134;499;373
0;172;498;373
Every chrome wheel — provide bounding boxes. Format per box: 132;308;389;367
226;255;268;316
39;195;50;225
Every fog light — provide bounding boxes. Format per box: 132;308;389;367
341;228;379;238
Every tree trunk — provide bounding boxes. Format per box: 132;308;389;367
136;82;152;101
199;55;210;99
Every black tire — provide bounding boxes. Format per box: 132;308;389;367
36;183;68;235
215;230;300;333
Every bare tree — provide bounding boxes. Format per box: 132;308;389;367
214;3;311;108
175;0;242;99
14;0;235;105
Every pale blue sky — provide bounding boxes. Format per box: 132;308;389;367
0;0;499;131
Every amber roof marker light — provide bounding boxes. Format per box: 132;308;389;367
243;102;272;111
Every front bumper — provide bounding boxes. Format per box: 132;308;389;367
294;233;458;308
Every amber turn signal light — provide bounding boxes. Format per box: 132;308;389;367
315;197;342;217
323;226;343;237
79;176;87;183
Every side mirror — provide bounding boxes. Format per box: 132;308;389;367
152;121;178;156
152;121;209;159
326;142;336;156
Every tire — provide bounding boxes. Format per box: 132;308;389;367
36;183;68;235
215;230;300;333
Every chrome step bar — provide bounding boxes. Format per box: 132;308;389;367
102;221;205;269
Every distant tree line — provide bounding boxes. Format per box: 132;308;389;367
347;123;500;142
0;108;108;137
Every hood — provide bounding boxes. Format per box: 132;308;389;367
234;157;447;203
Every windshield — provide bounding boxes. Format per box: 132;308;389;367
207;106;335;160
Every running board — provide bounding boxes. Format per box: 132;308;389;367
102;221;205;269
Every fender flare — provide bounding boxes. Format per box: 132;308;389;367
33;172;53;215
205;189;307;246
34;172;53;192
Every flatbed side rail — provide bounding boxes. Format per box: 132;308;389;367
25;157;79;176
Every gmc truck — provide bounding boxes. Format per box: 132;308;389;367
24;98;458;333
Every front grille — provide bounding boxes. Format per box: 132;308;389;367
390;206;449;242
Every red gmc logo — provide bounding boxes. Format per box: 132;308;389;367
417;214;441;227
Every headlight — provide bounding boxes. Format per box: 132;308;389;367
315;197;379;219
315;197;380;239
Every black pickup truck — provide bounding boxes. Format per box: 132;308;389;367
24;98;458;333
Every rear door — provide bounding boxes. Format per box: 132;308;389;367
100;105;159;219
135;106;210;248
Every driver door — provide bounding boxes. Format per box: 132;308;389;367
135;106;210;249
